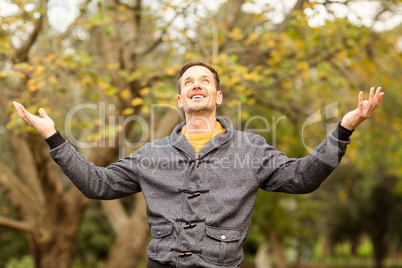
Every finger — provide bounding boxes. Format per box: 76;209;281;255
378;92;384;103
39;108;48;118
373;87;382;104
368;87;375;104
19;104;34;125
13;101;24;118
363;100;369;109
358;91;364;111
16;103;29;122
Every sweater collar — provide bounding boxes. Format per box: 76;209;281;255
169;117;234;158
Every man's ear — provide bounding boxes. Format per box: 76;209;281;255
177;95;183;109
216;91;223;105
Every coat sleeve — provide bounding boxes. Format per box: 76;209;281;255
49;138;144;200
253;127;351;194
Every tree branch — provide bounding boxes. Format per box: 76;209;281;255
10;135;45;206
0;216;32;232
151;107;184;142
0;161;42;221
12;16;43;63
254;95;308;123
139;4;188;57
12;0;47;63
275;0;305;33
101;200;129;233
216;0;246;53
223;0;246;32
59;12;85;39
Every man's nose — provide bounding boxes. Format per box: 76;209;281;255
193;80;201;89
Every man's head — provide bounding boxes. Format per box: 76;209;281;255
177;61;223;117
177;61;220;94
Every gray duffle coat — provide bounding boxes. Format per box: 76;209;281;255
48;117;350;267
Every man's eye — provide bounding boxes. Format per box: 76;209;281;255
203;79;209;83
184;81;191;86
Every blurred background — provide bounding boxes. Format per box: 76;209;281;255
0;0;401;267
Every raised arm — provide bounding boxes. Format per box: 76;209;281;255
13;101;56;139
12;101;141;199
255;87;384;194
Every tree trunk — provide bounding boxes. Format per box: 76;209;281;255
323;234;333;260
370;232;387;268
0;134;89;268
268;231;288;268
256;243;272;268
366;179;395;268
105;195;149;268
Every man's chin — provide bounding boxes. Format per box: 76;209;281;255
185;105;214;115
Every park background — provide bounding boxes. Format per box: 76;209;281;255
0;0;401;267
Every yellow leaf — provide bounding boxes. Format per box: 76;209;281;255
241;111;251;121
296;62;309;72
228;27;243;41
245;32;260;44
140;87;151;96
165;67;175;76
97;81;109;90
227;99;238;108
118;4;127;12
245;89;253;97
235;86;245;93
141;106;150;114
107;62;120;70
27;79;39;92
32;57;41;63
47;53;56;61
131;97;144;107
122;108;135;116
48;76;58;84
33;65;46;76
14;71;27;79
120;89;131;99
338;190;348;202
81;76;92;85
281;81;292;89
247;98;256;106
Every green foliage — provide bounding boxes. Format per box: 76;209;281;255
0;229;30;267
73;202;115;264
0;195;30;267
5;255;34;268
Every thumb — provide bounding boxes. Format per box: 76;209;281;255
39;108;48;118
362;100;369;109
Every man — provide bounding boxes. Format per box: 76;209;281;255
13;61;383;268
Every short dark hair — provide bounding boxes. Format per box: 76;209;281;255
177;61;220;94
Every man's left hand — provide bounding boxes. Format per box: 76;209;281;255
341;87;384;131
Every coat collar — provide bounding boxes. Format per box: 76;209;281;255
169;117;234;158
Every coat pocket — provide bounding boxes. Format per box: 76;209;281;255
202;225;241;265
148;223;173;258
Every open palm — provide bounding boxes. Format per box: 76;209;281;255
13;101;56;139
340;87;384;130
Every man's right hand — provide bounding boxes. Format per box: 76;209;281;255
13;101;56;139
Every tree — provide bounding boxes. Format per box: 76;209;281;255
1;0;401;267
0;0;185;266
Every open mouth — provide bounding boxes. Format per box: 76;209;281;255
190;95;205;100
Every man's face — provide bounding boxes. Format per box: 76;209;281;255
177;65;223;116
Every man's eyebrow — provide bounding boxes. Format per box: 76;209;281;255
182;75;210;82
183;76;194;81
